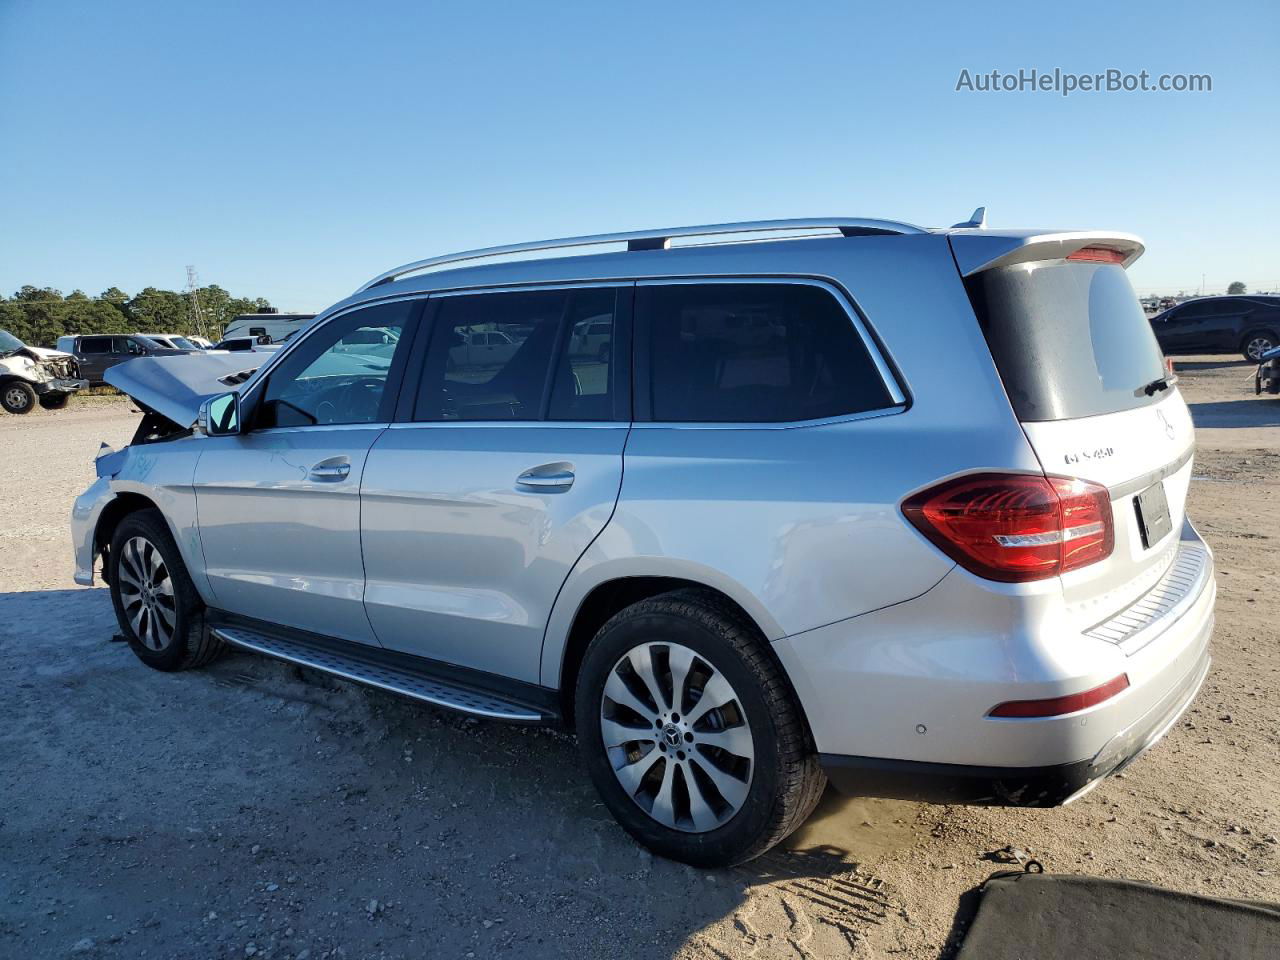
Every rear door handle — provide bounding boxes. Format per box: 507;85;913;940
516;465;575;490
309;459;351;482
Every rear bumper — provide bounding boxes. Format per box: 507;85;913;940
776;517;1216;797
821;635;1210;806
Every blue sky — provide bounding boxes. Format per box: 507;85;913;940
2;0;1276;311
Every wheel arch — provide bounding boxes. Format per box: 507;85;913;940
546;568;794;730
95;492;163;583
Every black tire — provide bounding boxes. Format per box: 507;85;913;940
1240;330;1278;362
38;392;70;410
575;589;825;867
108;509;225;671
1;380;36;414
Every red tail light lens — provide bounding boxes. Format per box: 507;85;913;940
1066;246;1128;264
903;473;1114;582
989;674;1130;718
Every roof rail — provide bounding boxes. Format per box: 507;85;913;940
357;217;928;292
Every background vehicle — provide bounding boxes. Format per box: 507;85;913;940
60;333;198;385
447;329;519;368
211;336;282;352
568;314;614;360
74;216;1214;867
222;309;317;344
0;329;87;413
139;333;203;351
1149;295;1280;360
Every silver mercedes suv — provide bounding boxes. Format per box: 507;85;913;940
72;213;1215;866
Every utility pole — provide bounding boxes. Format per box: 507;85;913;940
186;265;208;340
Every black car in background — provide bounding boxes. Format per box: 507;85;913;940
55;334;197;385
1149;295;1280;361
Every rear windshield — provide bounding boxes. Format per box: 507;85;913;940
965;260;1167;421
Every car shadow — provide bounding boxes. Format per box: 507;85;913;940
1;586;906;959
1188;397;1280;429
1172;358;1250;372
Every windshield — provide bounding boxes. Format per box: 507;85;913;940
965;261;1168;421
170;337;198;350
0;329;24;354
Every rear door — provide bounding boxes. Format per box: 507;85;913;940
359;285;631;682
962;250;1194;624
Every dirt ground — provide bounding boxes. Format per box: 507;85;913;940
1;358;1276;960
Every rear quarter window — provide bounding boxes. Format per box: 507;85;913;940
965;261;1167;422
641;282;895;423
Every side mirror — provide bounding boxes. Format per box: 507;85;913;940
198;392;241;436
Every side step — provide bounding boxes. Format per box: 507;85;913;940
212;626;550;723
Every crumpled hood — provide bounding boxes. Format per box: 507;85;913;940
26;345;74;361
105;353;266;428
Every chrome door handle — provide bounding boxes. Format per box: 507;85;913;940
516;467;575;489
309;461;351;481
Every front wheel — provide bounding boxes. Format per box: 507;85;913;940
108;509;225;671
1;380;36;414
575;590;825;867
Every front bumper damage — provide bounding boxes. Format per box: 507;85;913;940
35;376;89;396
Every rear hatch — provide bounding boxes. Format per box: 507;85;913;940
957;237;1195;627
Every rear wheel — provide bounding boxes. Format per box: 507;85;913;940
1241;330;1277;361
575;590;825;866
108;509;224;671
1;380;36;414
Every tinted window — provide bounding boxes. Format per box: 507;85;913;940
79;337;111;353
642;283;893;423
258;301;415;428
415;287;621;422
549;288;619;421
966;261;1167;422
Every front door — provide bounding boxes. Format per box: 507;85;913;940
360;285;631;682
193;299;419;643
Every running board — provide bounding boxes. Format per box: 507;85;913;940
211;626;550;723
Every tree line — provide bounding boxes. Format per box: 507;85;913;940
0;285;275;347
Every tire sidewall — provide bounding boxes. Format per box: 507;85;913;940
575;605;788;866
108;511;201;671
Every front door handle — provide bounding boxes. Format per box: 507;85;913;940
516;464;575;490
309;459;351;482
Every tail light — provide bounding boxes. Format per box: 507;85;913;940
903;473;1114;582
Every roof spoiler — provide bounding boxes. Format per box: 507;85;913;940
949;230;1145;277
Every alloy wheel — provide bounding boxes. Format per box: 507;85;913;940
600;642;755;833
117;536;177;650
1246;337;1274;361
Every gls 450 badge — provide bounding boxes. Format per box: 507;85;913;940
1064;447;1115;466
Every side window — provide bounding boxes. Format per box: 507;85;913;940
114;337;144;354
549;287;619;421
79;337;110;353
257;301;416;428
641;282;894;423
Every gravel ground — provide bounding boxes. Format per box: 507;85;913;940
1;359;1276;960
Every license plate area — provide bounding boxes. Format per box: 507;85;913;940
1134;481;1172;549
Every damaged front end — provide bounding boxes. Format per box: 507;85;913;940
0;330;89;411
73;352;266;586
